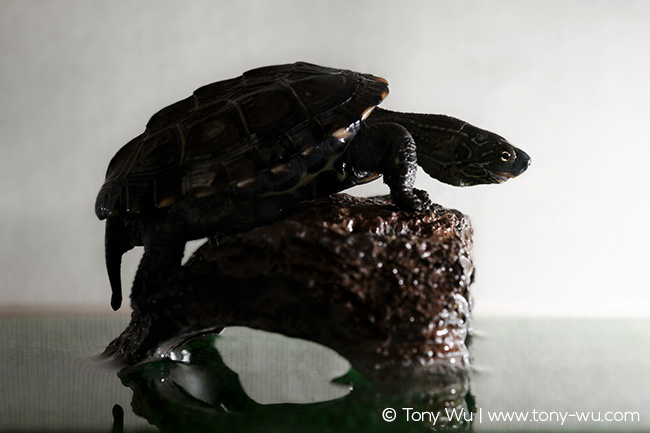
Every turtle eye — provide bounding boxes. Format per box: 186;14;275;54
500;150;513;163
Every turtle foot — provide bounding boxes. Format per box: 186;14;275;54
392;188;432;213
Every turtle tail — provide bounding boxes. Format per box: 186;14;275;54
105;217;134;311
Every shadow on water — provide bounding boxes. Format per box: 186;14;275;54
114;329;475;433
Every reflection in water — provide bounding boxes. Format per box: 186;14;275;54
214;327;352;404
2;316;649;431
117;329;474;432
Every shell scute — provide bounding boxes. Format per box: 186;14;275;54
146;96;195;132
184;103;245;155
137;129;183;171
193;76;243;106
288;74;355;115
242;63;293;81
269;157;309;192
237;83;309;134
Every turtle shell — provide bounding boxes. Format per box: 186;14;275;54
95;62;389;220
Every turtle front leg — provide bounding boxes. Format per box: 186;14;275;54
348;123;432;212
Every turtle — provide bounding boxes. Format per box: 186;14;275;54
96;62;530;311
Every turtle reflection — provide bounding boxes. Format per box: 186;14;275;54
117;330;474;433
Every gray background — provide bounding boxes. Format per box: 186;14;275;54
1;0;649;316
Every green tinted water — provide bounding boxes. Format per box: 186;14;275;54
1;316;648;432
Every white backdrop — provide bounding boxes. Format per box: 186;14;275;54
1;0;649;316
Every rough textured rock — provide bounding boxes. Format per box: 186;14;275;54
105;194;475;378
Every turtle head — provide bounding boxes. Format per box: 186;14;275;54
416;116;531;186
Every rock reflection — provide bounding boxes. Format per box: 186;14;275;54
118;329;474;432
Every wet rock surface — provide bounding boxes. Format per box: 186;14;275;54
105;194;475;378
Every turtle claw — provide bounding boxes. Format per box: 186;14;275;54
393;188;432;213
413;188;432;212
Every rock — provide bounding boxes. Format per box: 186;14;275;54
105;194;475;380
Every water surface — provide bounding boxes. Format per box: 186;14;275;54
0;315;647;432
